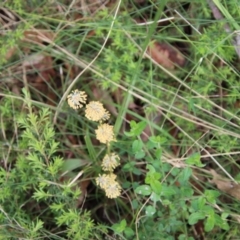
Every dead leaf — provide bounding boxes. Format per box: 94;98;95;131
0;7;20;28
5;47;17;60
147;41;185;69
209;169;240;200
22;54;55;85
21;54;58;105
23;29;55;44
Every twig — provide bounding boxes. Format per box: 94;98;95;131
135;17;174;26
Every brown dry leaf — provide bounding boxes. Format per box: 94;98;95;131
147;41;185;69
23;54;55;83
77;179;90;207
1;29;55;62
2;29;55;74
209;169;240;200
234;100;240;109
0;7;20;28
5;47;17;61
23;29;55;45
22;54;58;105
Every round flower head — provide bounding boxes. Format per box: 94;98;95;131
85;101;106;122
100;110;110;122
96;173;117;189
101;153;120;172
104;181;122;199
95;124;115;144
67;89;87;109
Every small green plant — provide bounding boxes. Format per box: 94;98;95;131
109;120;229;239
0;89;104;239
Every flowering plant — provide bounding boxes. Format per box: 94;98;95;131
67;89;121;198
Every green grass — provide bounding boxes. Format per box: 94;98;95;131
1;0;240;239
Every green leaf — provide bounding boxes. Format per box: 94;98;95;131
235;173;240;181
135;185;152;196
48;141;59;156
146;164;156;174
146;139;157;149
122;162;135;171
112;219;127;233
186;153;205;167
154;149;162;160
132;167;142;175
145;172;161;183
215;214;229;231
132;140;143;152
62;159;89;172
180;186;194;197
221;212;229;220
85;129;96;162
150;180;162;195
150;192;161;203
48;156;64;176
204;213;215;232
202;205;214;215
132;140;145;159
145;205;156;217
33;219;44;231
131;199;139;209
188;212;206;225
124;227;135;238
178;234;194;240
161;185;176;197
197;197;206;210
190;199;199;212
178;167;192;185
50;203;66;212
124;121;147;137
162;199;171;206
135;150;145;159
149;135;167;145
204;190;220;204
170;166;180;176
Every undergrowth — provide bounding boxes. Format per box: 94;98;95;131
1;0;240;239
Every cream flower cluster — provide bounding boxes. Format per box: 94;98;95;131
96;173;121;199
67;89;121;198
